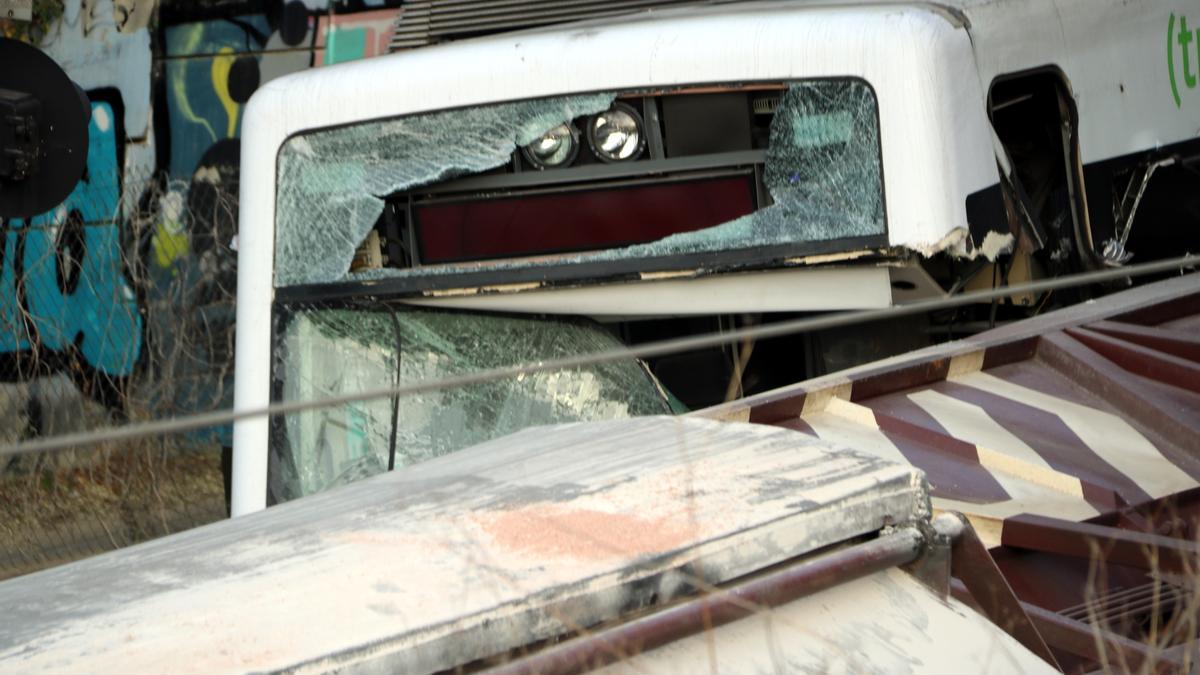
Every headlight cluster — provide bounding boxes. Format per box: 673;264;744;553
521;123;579;169
521;102;646;170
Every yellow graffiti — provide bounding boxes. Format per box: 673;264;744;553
152;221;190;270
211;46;240;138
170;25;219;144
152;192;190;270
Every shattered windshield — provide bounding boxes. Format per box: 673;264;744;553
275;80;884;287
269;306;672;501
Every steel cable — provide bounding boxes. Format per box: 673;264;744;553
0;254;1196;459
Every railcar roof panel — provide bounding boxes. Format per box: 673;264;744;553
0;417;926;673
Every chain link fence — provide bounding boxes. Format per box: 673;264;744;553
0;160;237;580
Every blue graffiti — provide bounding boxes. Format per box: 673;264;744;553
0;102;143;377
164;16;271;178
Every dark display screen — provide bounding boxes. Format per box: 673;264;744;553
415;175;756;264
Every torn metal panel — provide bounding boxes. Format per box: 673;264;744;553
271;307;671;500
0;417;928;673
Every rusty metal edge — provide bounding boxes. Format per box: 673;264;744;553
940;513;1062;670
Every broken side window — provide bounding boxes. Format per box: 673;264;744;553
268;306;672;501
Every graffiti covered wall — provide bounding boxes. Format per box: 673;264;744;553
0;0;401;444
1;99;142;384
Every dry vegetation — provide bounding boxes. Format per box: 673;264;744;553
0;438;226;581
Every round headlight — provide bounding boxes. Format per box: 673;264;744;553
521;123;579;169
586;103;646;162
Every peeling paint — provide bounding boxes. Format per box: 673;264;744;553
977;230;1016;260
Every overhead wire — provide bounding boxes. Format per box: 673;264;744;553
0;254;1196;459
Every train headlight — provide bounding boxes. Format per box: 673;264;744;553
586;103;646;162
521;123;579;169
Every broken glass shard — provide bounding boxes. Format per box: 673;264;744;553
274;80;884;287
269;306;672;500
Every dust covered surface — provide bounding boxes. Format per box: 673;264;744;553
0;417;926;673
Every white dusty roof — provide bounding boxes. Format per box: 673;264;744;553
0;416;926;673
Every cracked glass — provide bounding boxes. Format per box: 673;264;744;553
622;81;883;256
275;94;616;286
274;80;883;287
269;306;672;501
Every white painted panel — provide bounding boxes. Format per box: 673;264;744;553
594;568;1057;674
963;0;1199;163
405;267;892;315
